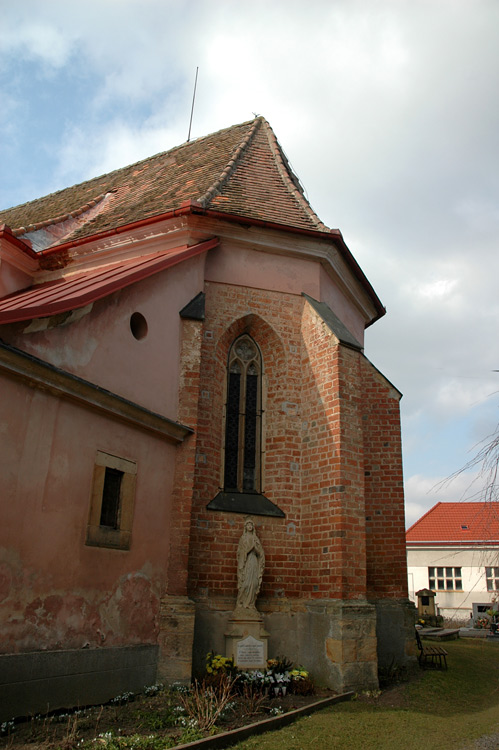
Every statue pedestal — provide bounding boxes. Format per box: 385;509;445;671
225;612;269;669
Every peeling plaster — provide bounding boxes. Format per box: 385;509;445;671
0;555;159;654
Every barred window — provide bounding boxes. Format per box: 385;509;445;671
223;335;262;493
429;566;462;591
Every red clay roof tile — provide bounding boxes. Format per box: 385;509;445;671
0;118;326;247
406;502;499;544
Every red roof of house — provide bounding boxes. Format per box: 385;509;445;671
406;502;499;545
0;238;218;324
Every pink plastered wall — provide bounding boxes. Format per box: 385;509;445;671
0;248;205;654
319;265;366;346
3;253;206;420
0;373;178;653
205;241;367;346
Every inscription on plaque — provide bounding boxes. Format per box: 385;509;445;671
236;635;265;667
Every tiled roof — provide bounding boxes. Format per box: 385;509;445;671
0;239;218;324
406;502;499;544
0;117;327;248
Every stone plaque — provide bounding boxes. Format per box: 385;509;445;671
236;635;265;668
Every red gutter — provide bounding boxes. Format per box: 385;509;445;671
0;224;38;258
0;238;218;324
35;202;198;257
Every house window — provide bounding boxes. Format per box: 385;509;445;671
485;567;499;591
429;567;462;591
223;335;262;493
86;451;137;549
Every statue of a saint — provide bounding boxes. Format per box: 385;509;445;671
235;518;265;614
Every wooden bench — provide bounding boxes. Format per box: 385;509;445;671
415;629;448;669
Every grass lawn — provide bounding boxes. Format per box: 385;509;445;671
234;639;499;750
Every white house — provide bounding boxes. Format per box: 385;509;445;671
406;502;499;623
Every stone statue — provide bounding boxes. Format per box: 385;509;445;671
235;518;265;614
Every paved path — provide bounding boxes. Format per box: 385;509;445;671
462;732;499;749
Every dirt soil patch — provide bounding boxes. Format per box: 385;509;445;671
0;686;338;750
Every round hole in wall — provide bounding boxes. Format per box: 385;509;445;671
130;312;148;340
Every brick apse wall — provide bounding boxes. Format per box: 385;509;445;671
178;281;412;688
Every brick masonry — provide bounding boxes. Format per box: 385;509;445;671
175;282;411;690
186;284;407;603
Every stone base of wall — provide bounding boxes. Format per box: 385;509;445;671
372;597;417;670
0;645;158;722
192;598;379;693
157;595;196;684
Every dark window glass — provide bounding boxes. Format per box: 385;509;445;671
224;371;241;489
243;373;258;490
223;336;262;494
100;467;123;528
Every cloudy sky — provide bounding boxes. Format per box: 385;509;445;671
2;0;499;527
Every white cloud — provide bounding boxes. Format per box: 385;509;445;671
455;198;499;234
0;22;73;68
417;279;458;301
434;379;497;419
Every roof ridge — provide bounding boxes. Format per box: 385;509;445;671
12;192;113;237
197;117;263;207
261;119;328;232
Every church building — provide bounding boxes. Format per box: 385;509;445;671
0;117;413;719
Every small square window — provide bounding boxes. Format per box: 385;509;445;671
86;451;137;550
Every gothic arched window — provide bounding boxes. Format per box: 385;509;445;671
223;335;262;493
